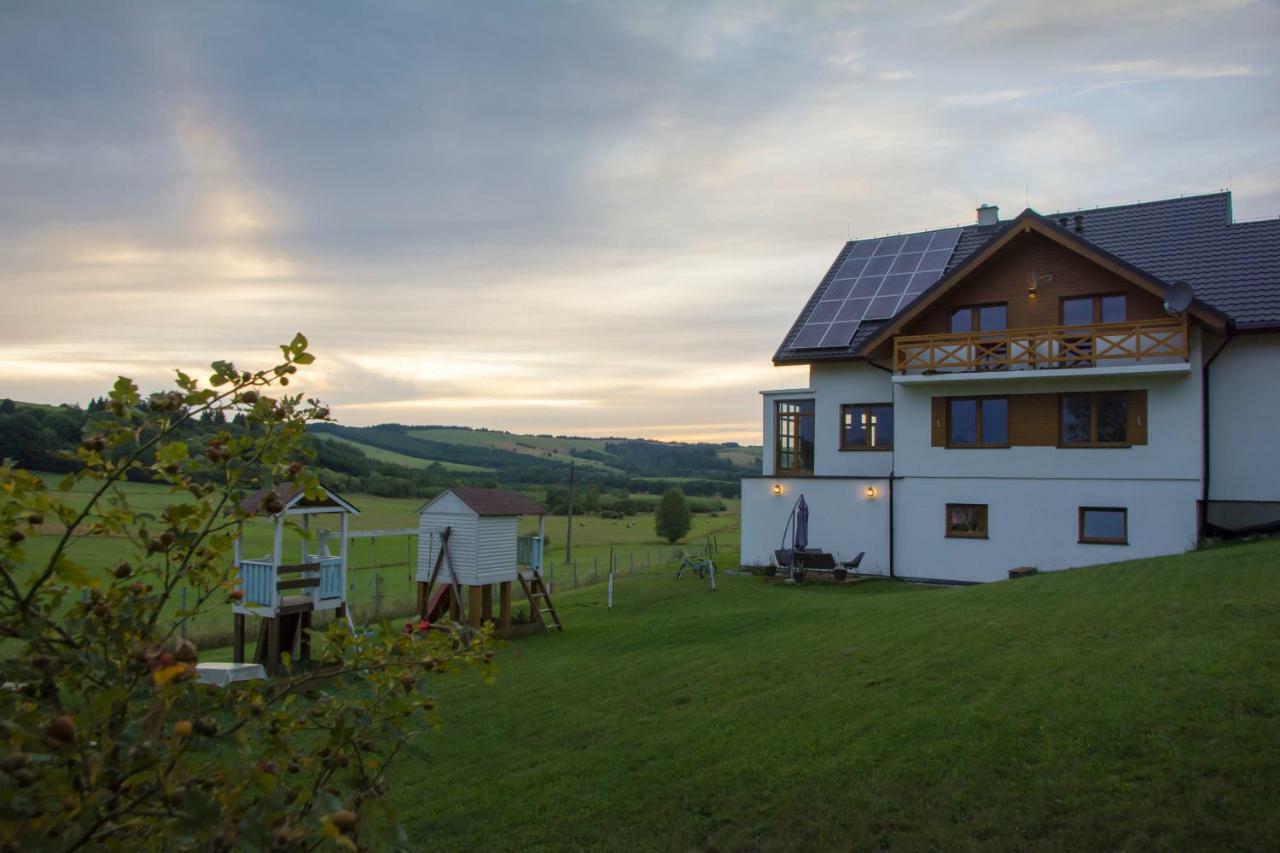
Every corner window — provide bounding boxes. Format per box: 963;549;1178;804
775;399;815;474
1060;392;1128;446
840;404;893;450
948;397;1009;447
1079;507;1127;544
946;503;988;539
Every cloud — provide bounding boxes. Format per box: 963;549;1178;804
1;1;1277;443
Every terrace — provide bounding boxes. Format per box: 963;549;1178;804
893;317;1188;376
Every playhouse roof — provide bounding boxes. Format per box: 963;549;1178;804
239;483;361;517
420;486;545;517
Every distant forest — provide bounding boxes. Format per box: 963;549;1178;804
0;401;757;501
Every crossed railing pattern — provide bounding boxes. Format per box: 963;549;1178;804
894;318;1188;374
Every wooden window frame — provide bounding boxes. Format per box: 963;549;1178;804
1059;292;1128;326
1078;507;1128;545
946;396;1011;449
839;403;894;451
949;302;1009;333
774;399;815;475
1058;392;1131;448
945;503;989;539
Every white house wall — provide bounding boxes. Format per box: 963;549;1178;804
740;477;890;574
894;477;1199;582
810;363;895;477
892;368;1203;482
1209;333;1280;502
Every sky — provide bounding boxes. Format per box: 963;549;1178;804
3;0;1278;444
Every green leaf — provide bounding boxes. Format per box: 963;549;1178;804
289;332;308;355
293;352;315;365
156;442;189;467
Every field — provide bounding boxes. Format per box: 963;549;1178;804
320;434;494;473
388;537;1280;850
18;476;739;642
405;427;625;472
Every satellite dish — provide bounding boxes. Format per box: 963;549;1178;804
1164;280;1194;315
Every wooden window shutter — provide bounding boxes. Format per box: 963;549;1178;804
931;397;946;447
1009;394;1057;446
1129;389;1148;445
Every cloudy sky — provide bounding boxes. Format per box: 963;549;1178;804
3;1;1277;443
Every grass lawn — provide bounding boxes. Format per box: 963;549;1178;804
388;537;1280;850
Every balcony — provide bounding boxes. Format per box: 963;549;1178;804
894;317;1188;376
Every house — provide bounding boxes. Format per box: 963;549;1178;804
741;192;1280;583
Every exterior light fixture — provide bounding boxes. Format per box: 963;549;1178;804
771;483;784;496
865;485;877;499
1027;271;1054;297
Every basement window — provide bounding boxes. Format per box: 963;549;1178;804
945;503;988;539
1079;507;1128;544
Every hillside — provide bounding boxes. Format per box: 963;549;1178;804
310;422;761;494
390;538;1280;849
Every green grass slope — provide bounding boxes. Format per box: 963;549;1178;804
391;539;1280;850
319;434;494;473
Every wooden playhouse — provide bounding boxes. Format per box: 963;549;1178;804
232;483;359;675
416;487;561;635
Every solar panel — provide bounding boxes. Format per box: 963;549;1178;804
790;228;963;349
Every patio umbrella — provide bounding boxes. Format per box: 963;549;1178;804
794;495;809;551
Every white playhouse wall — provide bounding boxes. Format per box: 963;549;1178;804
417;490;520;586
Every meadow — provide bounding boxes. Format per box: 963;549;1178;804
390;536;1280;851
20;476;739;643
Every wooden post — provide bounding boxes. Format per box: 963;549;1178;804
339;511;349;606
537;515;546;574
233;613;245;663
449;589;461;621
565;462;575;562
498;581;512;633
272;517;284;612
416;581;427;616
300;611;311;663
482;584;493;623
468;586;483;629
267;617;281;677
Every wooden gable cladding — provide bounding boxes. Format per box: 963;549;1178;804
931;397;946;447
870;231;1169;359
1008;394;1058;446
1128;389;1148;446
931;389;1149;448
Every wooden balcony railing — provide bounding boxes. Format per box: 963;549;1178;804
894;317;1189;374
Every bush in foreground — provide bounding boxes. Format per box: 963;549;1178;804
0;335;491;851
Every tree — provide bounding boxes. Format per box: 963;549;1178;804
0;334;492;851
582;484;601;515
654;486;692;544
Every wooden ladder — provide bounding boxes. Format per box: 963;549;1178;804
518;571;563;633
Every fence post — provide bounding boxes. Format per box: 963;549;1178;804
573;562;578;588
374;574;383;620
593;555;598;584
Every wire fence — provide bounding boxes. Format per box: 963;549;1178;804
178;536;726;650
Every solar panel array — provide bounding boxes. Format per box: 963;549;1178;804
791;227;963;349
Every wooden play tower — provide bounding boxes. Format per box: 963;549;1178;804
232;484;359;675
416;487;561;635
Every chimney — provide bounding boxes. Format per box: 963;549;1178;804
1073;214;1084;233
977;204;999;227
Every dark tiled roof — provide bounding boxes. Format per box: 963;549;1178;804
774;192;1280;363
239;483;358;516
448;487;545;516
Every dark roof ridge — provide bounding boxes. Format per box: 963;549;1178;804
1050;190;1231;221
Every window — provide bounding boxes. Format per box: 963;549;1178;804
946;503;988;539
950;304;1008;333
948;397;1009;447
775;399;815;474
840;404;893;450
1060;392;1128;446
1079;507;1127;544
1061;294;1126;326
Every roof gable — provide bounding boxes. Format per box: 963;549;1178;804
859;209;1228;353
239;483;360;517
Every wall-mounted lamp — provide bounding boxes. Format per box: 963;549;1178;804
1027;271;1054;298
865;485;877;499
771;483;785;496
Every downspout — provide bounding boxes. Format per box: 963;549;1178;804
1200;331;1234;540
887;471;895;579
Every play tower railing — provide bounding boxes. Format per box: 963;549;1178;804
238;555;344;612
